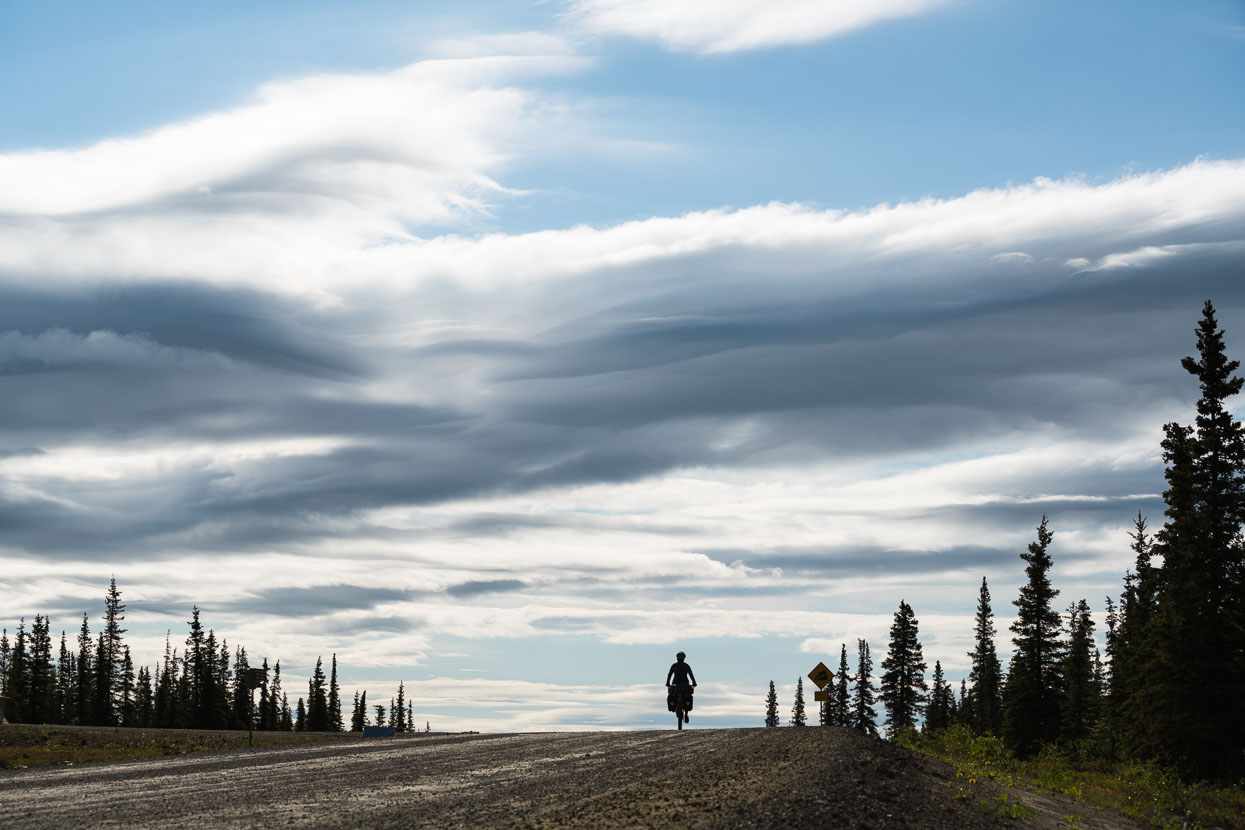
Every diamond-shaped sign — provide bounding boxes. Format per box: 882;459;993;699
808;661;833;689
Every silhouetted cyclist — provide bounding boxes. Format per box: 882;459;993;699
666;651;697;722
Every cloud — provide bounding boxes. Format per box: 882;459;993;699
0;41;1242;713
564;0;955;54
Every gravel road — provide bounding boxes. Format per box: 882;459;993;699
0;727;1139;829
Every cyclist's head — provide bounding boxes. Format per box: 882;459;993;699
676;651;686;662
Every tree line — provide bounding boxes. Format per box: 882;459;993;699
764;301;1245;783
0;581;422;734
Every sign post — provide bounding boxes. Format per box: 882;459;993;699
808;662;834;726
244;666;268;747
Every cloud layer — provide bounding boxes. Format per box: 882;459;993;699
565;0;955;53
2;45;1243;729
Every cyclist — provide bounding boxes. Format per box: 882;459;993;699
666;651;698;722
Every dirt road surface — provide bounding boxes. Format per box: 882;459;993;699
0;727;1139;829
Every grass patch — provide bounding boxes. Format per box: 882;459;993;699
896;724;1245;830
0;723;355;769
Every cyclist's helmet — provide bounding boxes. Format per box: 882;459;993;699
676;651;686;660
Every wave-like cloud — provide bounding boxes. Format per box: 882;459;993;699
2;50;1243;709
565;0;956;53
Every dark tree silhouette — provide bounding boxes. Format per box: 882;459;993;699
1060;599;1099;745
1002;516;1063;757
1133;301;1245;780
924;660;953;732
852;638;879;737
880;600;928;732
966;576;1004;736
791;677;806;727
764;680;779;727
833;644;852;727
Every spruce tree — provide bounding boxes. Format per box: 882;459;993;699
0;629;9;699
75;614;93;725
967;576;1004;736
26;615;55;723
6;621;29;723
924;660;952;733
880;600;928;733
257;658;273;731
295;697;307;731
55;631;72;724
232;647;252;730
350;691;363;731
118;646;135;727
329;654;343;732
1002;516;1064;757
764;680;779;727
307;657;329;731
1060;599;1098;745
1136;301;1245;780
833;644;852;727
95;578;126;725
394;682;407;732
134;665;154;727
852;638;879;737
374;704;385;728
269;662;286;731
791;677;806;727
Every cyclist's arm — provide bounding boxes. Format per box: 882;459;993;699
666;665;675;685
689;667;697;686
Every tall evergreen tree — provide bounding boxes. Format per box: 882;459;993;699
373;704;385;728
966;576;1004;736
394;681;407;732
790;677;806;727
764;680;779;727
1060;599;1098;745
257;658;273;731
26;615;55;723
295;696;307;731
279;691;293;731
880;600;928;733
1002;516;1064;757
134;665;154;728
232;647;252;730
118;646;135;727
5;621;29;723
74;614;93;726
184;607;213;728
1135;301;1245;780
852;638;879;737
924;660;953;733
267;662;285;732
833;644;852;727
0;629;9;700
54;631;73;724
350;690;365;731
329;654;343;732
307;657;330;731
94;578;126;725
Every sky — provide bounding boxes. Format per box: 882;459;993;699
1;0;1244;732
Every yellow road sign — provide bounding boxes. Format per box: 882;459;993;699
807;661;833;689
813;690;830;702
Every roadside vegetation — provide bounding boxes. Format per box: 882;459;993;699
0;722;355;770
765;303;1245;825
896;725;1245;830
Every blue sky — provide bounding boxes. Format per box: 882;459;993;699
1;0;1244;731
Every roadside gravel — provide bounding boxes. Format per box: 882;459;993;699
0;727;1141;829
